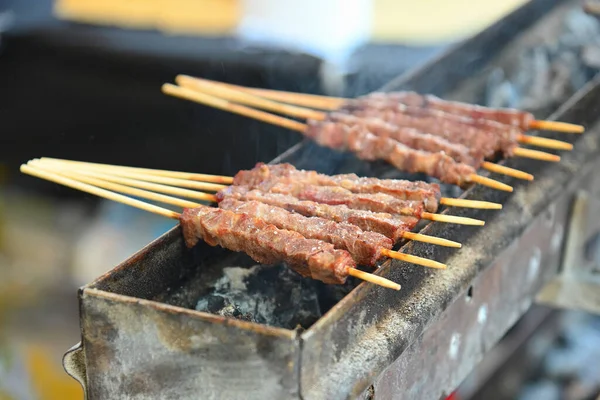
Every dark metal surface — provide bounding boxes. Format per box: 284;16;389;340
62;0;600;398
537;190;600;314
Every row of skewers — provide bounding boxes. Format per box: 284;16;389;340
162;75;584;191
21;81;584;291
22;158;501;291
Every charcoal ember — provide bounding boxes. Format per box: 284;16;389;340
485;8;600;113
195;264;322;329
195;295;254;322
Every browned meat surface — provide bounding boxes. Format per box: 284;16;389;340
343;104;515;158
230;176;425;217
218;198;393;266
217;186;419;242
328;112;483;166
305;120;476;186
363;91;534;130
179;207;354;284
232;162;441;212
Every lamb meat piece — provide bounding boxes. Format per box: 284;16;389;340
233;162;441;212
218;198;393;266
179;206;354;284
364;91;534;130
304;119;477;186
328;112;483;166
217;186;419;242
350;95;523;153
232;178;424;217
342;102;519;158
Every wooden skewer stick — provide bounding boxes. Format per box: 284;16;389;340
38;165;445;270
36;168;203;209
177;76;572;152
380;249;446;269
421;212;484;226
38;158;503;211
162;83;512;194
528;120;584;134
177;75;345;110
401;232;461;248
29;161;218;203
34;159;228;192
438;198;501;210
22;163;400;291
44;153;486;226
35;159;462;248
347;269;401;290
513;147;561;162
21;164;181;219
37;157;234;184
480;162;533;181
178;76;585;134
518;135;573;150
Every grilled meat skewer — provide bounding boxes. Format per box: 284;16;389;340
180;206;357;284
364;92;535;131
218;198;394;266
232;162;441;212
218;186;419;242
162;83;513;191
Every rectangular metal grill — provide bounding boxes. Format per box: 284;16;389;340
62;0;600;398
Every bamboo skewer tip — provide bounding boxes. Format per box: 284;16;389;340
529;120;585;134
469;174;513;192
381;249;447;269
422;212;485;226
518;135;573;151
403;232;462;248
439;197;502;210
513;147;561;162
348;268;401;290
481;162;533;182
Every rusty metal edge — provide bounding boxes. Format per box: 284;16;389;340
80;287;296;340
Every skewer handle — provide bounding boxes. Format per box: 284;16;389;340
176;75;327;121
178;75;346;110
529;120;584;133
512;147;561;162
439;198;502;210
422;212;485;226
39;157;234;184
21;164;181;219
518;135;573;151
402;232;462;248
162;83;308;133
348;268;401;290
468;174;513;192
380;249;446;269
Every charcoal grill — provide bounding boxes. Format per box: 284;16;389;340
61;0;600;398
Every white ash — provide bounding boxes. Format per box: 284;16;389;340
195;263;324;329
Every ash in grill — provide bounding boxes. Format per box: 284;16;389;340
160;253;354;329
484;8;600;113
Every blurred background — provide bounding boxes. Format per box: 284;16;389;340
1;0;599;399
